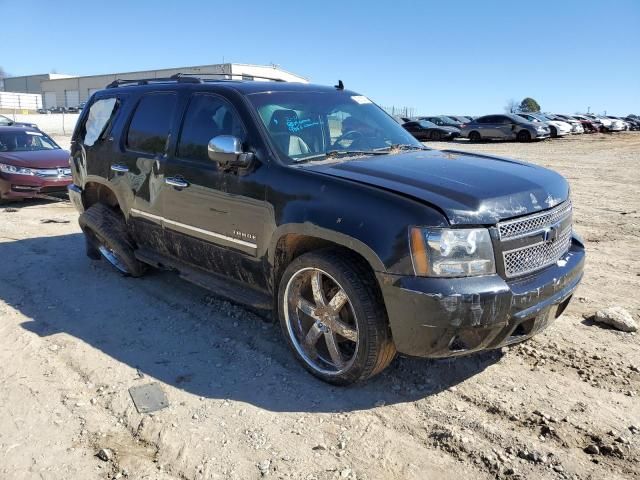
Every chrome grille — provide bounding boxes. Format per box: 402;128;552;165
503;227;572;278
34;167;71;178
498;201;572;240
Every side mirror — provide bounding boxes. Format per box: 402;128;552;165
207;135;254;168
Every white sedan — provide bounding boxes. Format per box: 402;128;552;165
516;113;572;137
585;114;625;132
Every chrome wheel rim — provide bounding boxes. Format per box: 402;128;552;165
283;267;359;376
98;244;129;274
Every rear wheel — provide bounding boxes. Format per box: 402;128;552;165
78;203;147;277
468;131;481;142
517;130;531;142
278;250;396;385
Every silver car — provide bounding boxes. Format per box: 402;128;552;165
461;114;550;142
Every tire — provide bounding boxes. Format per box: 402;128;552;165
277;249;396;385
517;130;532;142
468;131;481;142
549;126;557;138
78;203;147;277
430;130;442;141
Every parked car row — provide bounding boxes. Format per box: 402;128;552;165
37;103;86;114
397;112;639;142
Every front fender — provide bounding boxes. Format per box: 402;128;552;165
265;166;449;275
268;222;387;272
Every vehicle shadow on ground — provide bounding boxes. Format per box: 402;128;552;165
1;196;70;211
3;233;501;413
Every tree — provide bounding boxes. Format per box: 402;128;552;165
519;97;541;113
504;98;519;114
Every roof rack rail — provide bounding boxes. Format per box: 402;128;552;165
105;76;202;89
173;72;287;83
105;72;287;89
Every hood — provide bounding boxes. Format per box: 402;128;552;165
0;149;70;168
304;150;569;225
440;126;461;133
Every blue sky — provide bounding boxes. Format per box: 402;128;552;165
2;0;639;115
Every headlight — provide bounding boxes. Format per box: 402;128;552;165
0;163;35;175
409;227;496;277
536;126;547;132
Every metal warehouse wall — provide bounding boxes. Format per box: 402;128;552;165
38;64;233;108
36;64;308;108
4;75;51;95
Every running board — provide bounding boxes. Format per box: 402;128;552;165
134;249;272;310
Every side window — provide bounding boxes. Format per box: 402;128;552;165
178;94;245;162
82;97;118;147
126;93;177;155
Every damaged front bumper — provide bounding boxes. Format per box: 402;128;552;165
378;235;585;358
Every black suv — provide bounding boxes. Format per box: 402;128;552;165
68;76;585;385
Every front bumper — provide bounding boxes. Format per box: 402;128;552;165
378;235;585;358
67;184;84;213
0;174;72;199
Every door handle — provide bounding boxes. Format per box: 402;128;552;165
110;164;129;173
165;177;190;188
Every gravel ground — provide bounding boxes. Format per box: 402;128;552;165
0;133;638;480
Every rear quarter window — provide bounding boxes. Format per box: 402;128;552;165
83;98;118;146
126;93;177;155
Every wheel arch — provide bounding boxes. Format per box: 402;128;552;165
81;177;126;214
268;224;386;294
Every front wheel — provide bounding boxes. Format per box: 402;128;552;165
278;250;396;385
517;130;532;142
549;126;558;138
468;131;481;142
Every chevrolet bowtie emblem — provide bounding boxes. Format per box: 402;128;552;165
543;223;560;243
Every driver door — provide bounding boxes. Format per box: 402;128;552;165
160;92;269;287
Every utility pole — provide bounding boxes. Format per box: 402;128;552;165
587;106;590;113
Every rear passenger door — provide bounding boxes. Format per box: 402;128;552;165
159;92;269;287
120;91;178;255
480;115;501;138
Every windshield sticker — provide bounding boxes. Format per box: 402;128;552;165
26;131;43;136
286;117;319;133
351;95;372;105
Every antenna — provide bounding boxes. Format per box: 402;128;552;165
335;80;344;90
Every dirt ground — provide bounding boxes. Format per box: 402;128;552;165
0;133;638;480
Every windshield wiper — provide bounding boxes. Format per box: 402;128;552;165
293;149;389;164
377;144;430;151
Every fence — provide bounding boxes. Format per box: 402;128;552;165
0;91;43;112
1;112;80;135
381;105;416;119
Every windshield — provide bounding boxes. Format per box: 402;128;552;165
441;116;460;124
248;91;422;163
0;115;14;126
530;113;550;121
0;131;60;152
418;120;438;128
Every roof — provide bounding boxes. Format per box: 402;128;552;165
0;125;38;132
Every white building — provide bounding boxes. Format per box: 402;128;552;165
4;64;307;109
